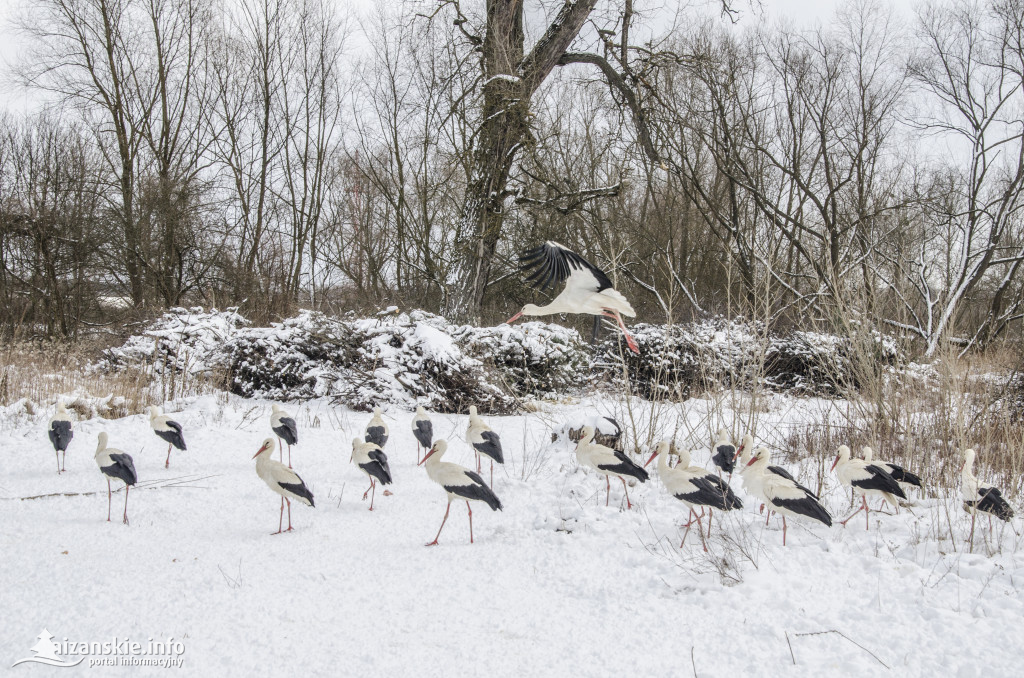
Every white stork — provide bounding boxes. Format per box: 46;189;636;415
734;437;819;523
418;439;502;545
743;447;832;545
94;432;137;525
832;445;905;529
365;407;389;448
961;448;1014;542
507;241;639;353
149;406;187;469
862;446;922;501
645;442;742;549
351;438;393;511
575;425;648;509
270;404;299;468
48;401;74;474
711;428;737;478
467;405;504;486
412;406;433;463
252;438;315;534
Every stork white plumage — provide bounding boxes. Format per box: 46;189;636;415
365;407;389;448
351;438;393;511
734;436;818;524
467;405;503;486
743;447;831;545
149;406;186;468
412;406;433;463
575;425;648;509
862;446;922;502
961;448;1014;543
508;241;639;353
94;432;137;525
832;445;906;529
418;439;502;545
711;428;737;478
645;442;742;549
48;401;74;474
270;404;298;468
252;438;315;534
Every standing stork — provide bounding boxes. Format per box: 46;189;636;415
48;401;74;474
467;405;504;486
507;241;639;353
711;429;737;479
94;432;137;525
418;439;502;545
351;438;393;511
270;404;298;468
365;407;389;448
744;447;832;545
832;445;906;529
252;438;315;534
862;446;922;501
575;425;648;509
412;406;433;463
645;442;742;549
149;406;186;469
961;448;1014;543
734;438;819;523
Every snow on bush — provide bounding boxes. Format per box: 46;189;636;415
101;308;906;409
102;306;249;375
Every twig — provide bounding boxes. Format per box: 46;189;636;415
785;631;796;665
9;475;220;500
690;646;697;678
793;630;890;669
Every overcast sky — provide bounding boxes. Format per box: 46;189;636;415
0;0;919;114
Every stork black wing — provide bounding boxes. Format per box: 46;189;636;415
519;241;613;293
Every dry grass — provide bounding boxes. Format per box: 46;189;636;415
0;340;218;419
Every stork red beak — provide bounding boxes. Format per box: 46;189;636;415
505;311;524;324
830;455;840;471
644;451;658;468
732;446;743;462
252;443;268;459
746;455;758;467
419;447;436;465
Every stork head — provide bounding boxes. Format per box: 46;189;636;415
716;428;730;443
468;405;479;418
746;446;769;468
644;440;671;468
56;401;67;414
734;433;755;464
253;437;275;459
831;444;851;471
272;404;281;414
96;431;108;453
861;446;873;462
148;405;160;419
415;405;426;416
578;425;596;446
506;304;541;324
372;406;382;417
419;439;447;465
963;448;976;472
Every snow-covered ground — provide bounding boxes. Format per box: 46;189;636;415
1;394;1022;676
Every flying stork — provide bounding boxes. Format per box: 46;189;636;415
508;241;639;353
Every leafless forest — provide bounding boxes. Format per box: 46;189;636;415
2;0;1024;357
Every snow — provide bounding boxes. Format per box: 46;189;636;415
2;394;1021;675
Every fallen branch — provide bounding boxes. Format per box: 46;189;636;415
7;475;220;501
793;630;889;669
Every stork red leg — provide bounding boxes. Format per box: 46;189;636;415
165;443;172;469
286;498;293;532
707;508;714;538
426;503;452;546
681;509;695;548
605;476;611;506
864;496;870;530
61;451;66;473
608;310;639;354
620;477;632;509
369;480;376;511
106;479;112;522
840;496;868;527
273;496;285;535
287;444;292;469
467;501;474;543
55;451;61;474
122;485;130;525
782;516;788;546
490;460;494;488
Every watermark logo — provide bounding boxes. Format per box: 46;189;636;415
11;630;185;669
11;630;84;668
